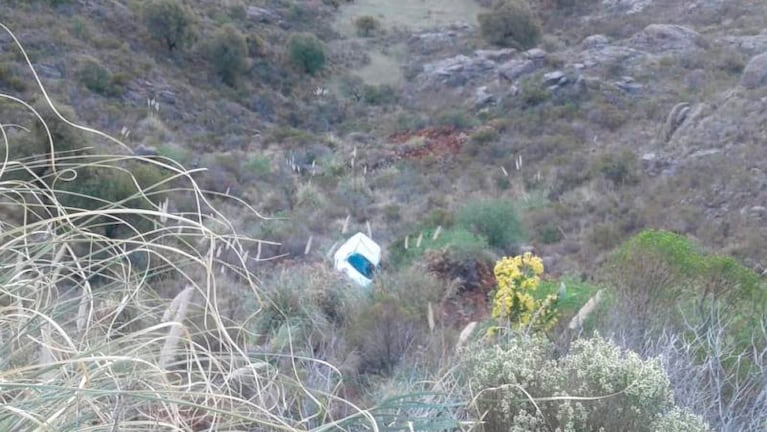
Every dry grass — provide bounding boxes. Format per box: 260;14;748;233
0;24;388;432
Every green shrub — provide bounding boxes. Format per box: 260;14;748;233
208;24;248;86
78;57;125;97
462;336;709;432
246;33;265;57
345;268;443;375
55;162;168;237
519;78;551;106
142;0;196;52
594;150;639;185
436;109;476;129
390;226;491;268
354;15;381;37
470;127;500;146
287;32;326;75
0;63;27;92
361;84;398;105
70;17;90;41
457;199;524;250
589;103;627;131
478;0;541;49
0;105;86;185
601;230;765;351
347;294;421;374
251;267;349;346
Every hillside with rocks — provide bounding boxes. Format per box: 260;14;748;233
0;0;766;430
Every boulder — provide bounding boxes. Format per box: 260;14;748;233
498;59;540;81
602;0;653;14
578;45;646;68
525;48;547;60
36;64;63;80
629;24;702;53
543;70;565;84
741;52;767;89
410;31;459;54
722;33;767;57
475;48;517;63
133;144;158;157
418;55;496;89
246;7;280;23
474;86;495;107
583;34;609;49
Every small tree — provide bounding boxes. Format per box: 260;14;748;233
287;32;326;75
208;24;248;86
142;0;196;52
478;0;541;49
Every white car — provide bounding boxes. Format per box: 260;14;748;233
334;232;381;287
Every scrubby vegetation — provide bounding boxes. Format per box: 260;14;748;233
287;32;327;74
1;0;767;428
478;0;541;49
142;0;197;52
207;24;248;86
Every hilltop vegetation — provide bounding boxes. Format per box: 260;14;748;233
0;0;766;430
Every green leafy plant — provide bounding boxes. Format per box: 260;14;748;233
287;32;326;74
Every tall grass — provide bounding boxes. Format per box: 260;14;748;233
0;23;391;431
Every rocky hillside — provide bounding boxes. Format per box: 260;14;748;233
2;0;767;273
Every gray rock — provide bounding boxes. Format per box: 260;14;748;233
498;59;539;81
35;64;63;79
741;52;767;89
525;48;547;60
157;90;176;105
616;82;643;93
418;55;496;88
688;148;722;158
583;34;609;49
543;70;565;84
134;144;158;157
410;31;459;54
615;77;643;93
578;45;646;68
475;48;517;63
721;33;767;56
629;24;702;53
474;86;495;107
603;0;653;14
246;6;280;23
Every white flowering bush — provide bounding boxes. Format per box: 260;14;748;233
462;336;709;432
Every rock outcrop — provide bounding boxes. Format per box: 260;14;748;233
741;52;767;89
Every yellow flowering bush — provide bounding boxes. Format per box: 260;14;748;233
491;252;557;333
